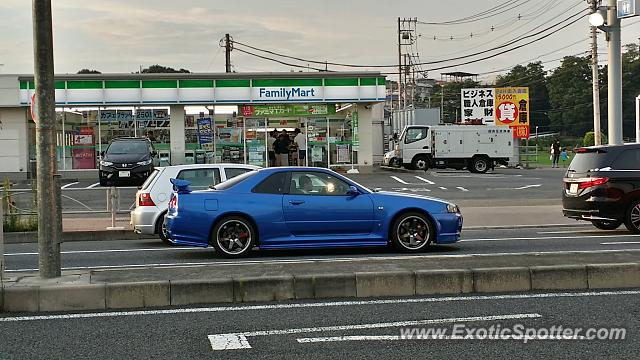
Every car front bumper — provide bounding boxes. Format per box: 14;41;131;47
434;212;463;244
100;164;153;186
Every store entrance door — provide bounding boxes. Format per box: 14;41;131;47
306;117;328;168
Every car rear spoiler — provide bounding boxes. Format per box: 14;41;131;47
170;178;192;194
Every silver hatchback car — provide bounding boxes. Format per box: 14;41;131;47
131;163;260;243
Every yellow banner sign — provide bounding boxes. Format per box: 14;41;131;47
494;87;529;127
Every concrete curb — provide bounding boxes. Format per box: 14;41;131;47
3;262;640;313
4;230;155;244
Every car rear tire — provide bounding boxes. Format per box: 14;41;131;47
591;220;622;230
624;200;640;234
411;155;429;171
156;214;171;245
390;212;434;252
211;216;256;258
470;156;490;174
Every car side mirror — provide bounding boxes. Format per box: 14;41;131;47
347;185;359;196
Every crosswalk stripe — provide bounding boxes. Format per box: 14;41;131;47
414;176;435;185
390;176;409;184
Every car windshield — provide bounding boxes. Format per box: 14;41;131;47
213;170;258;190
568;150;610;173
107;141;149;154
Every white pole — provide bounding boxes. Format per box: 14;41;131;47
607;0;623;145
636;95;640;143
590;0;602;145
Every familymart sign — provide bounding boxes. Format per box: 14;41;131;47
19;76;386;106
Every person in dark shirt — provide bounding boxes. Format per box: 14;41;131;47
274;131;291;166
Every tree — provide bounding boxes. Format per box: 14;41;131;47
546;55;593;136
77;69;101;74
495;61;551;130
140;65;190;74
621;44;640;139
432;79;480;123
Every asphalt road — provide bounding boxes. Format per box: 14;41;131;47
4;167;565;215
1;289;638;359
4;224;640;273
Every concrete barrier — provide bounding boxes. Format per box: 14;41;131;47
355;271;415;297
234;276;295;302
415;269;473;295
587;263;640;289
294;273;357;299
472;267;531;293
530;265;588;290
171;279;234;306
105;281;170;309
3;262;640;313
4;230;154;244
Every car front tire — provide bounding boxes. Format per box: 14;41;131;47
591;220;622;231
624;199;640;234
211;216;256;258
390;212;434;252
411;156;429;171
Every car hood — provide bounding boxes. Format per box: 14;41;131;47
371;190;451;205
104;153;149;162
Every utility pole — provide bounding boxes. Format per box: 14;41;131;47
607;0;623;145
590;0;602;145
225;33;232;73
397;18;403;110
32;0;61;278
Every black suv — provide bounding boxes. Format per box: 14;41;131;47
99;138;158;187
563;144;640;233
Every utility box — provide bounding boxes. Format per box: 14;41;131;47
159;150;171;166
184;150;195;164
194;149;206;164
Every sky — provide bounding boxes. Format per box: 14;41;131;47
1;0;640;82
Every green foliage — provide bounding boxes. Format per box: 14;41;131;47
140;65;190;74
432;79;480;123
77;69;102;74
583;131;608;147
2;179;38;233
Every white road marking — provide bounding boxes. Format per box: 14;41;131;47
87;182;101;189
390;176;409;184
414;176;435;185
297;334;597;343
538;229;622;235
208;313;541;350
439;187;447;190
391;187;431;192
456;187;469;192
513;184;542;190
2;290;638;323
61;182;79;189
4;247;203;257
460;234;640;242
600;241;640;245
464;224;589;231
7;248;640;273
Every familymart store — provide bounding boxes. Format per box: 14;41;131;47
0;72;385;177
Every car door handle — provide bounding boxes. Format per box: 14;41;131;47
289;200;305;205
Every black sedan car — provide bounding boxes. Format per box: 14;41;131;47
99;137;158;187
563;143;640;233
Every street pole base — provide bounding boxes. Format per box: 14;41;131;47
106;226;125;231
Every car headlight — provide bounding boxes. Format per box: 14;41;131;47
447;203;460;214
100;160;113;166
137;159;152;166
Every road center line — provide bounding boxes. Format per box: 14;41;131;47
1;290;637;323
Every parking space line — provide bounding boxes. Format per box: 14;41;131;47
87;182;101;189
456;187;469;192
61;182;79;189
438;187;447;190
390;176;409;184
414;176;435;185
600;241;640;245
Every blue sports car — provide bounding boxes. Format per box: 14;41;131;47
165;167;462;257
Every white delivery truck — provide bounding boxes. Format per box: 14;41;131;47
385;125;514;173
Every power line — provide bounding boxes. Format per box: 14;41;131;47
417;0;530;25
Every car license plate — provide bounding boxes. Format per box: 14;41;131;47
569;183;578;194
119;171;131;178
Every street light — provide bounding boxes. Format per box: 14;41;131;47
589;11;606;27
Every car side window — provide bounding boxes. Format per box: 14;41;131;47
225;168;251;180
404;128;427;144
177;168;220;189
253;172;287;194
612;150;640;170
289;171;351;196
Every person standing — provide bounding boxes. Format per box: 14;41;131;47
274;131;291;166
551;140;561;168
293;127;307;166
267;130;277;167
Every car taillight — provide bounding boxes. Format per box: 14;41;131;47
168;194;178;210
577;177;609;189
138;192;156;206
